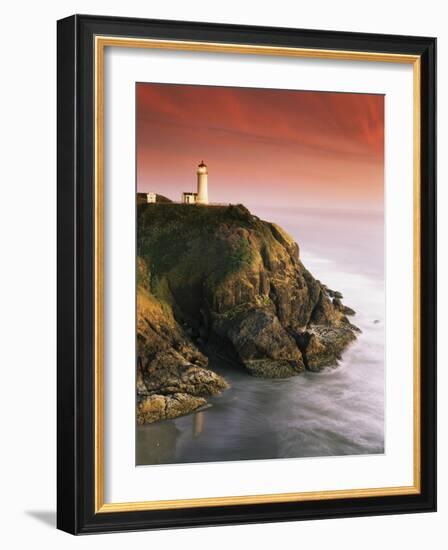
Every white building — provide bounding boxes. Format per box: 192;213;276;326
181;161;209;204
146;192;157;203
182;192;197;204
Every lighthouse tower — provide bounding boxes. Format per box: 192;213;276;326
196;160;209;205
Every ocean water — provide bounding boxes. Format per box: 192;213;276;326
136;206;385;465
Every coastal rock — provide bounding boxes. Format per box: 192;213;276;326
137;393;207;424
327;288;343;299
213;307;305;377
332;297;356;316
136;203;359;422
299;326;358;371
137;260;228;423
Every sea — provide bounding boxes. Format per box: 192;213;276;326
136;205;385;465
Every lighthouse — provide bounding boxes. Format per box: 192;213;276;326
196;160;209;205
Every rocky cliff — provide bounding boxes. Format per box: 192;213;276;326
137;203;359;424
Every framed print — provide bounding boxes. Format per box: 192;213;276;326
57;14;436;534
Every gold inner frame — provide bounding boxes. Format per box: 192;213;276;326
94;35;421;513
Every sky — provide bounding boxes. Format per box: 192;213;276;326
136;83;384;211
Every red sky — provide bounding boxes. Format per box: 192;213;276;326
136;83;384;211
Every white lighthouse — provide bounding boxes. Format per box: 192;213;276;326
196;160;209;205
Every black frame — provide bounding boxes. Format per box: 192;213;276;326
57;14;436;534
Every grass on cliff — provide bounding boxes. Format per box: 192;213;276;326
137;203;261;290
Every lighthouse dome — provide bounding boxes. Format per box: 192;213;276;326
197;160;207;174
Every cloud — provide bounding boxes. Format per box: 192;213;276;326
136;83;384;208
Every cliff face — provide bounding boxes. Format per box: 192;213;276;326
136;260;228;424
137;203;358;423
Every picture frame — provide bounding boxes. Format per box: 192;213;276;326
57;14;436;534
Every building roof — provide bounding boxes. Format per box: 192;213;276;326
183;191;197;195
198;160;206;167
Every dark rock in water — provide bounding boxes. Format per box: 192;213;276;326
136;202;359;423
299;326;357;371
327;288;343;299
332;297;356;316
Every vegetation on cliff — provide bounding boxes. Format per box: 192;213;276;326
137;203;358;424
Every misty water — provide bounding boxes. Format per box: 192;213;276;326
136;206;385;465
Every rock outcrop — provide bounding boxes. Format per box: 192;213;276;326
136;261;228;425
137;203;358;423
